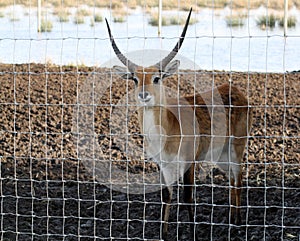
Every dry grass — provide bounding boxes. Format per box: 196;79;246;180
112;8;128;17
225;14;246;27
149;13;198;26
53;8;70;22
40;19;53;32
112;8;127;23
278;16;297;27
93;13;103;22
256;14;278;28
73;14;85;24
94;0;124;9
76;8;91;17
1;0;300;9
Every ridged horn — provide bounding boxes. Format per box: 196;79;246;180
154;8;192;71
105;18;138;72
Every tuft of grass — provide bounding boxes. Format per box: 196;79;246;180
76;8;91;17
40;19;53;32
74;15;85;24
169;16;187;25
226;18;244;27
149;14;197;26
90;18;94;27
73;8;90;24
57;10;70;22
110;8;127;22
257;14;297;29
148;15;167;26
94;13;103;22
256;14;278;29
113;16;125;23
279;16;297;28
53;8;71;22
0;12;4;18
90;13;103;26
225;14;246;27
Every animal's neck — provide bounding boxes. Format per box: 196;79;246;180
138;105;169;135
138;105;176;160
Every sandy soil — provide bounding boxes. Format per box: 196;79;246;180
0;63;299;240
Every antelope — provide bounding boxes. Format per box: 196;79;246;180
105;8;252;240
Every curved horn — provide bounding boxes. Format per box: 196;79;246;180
154;8;192;71
105;18;138;72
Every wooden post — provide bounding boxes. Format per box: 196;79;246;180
158;0;162;36
284;0;288;36
37;0;41;32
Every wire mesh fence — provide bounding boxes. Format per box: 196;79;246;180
0;1;299;240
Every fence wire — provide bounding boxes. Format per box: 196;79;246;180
0;1;299;241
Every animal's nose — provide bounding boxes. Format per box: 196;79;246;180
138;91;150;100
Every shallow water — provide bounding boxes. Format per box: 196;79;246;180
0;5;299;72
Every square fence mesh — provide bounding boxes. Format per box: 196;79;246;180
0;1;299;240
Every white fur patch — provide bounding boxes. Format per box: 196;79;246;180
142;110;189;185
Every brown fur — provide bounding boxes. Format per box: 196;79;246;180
134;67;252;240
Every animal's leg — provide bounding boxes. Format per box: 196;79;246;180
230;171;242;225
230;142;244;225
161;176;173;240
183;164;198;241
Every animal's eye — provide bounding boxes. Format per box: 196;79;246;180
153;76;160;84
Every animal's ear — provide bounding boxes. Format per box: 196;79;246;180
162;60;180;79
112;65;134;79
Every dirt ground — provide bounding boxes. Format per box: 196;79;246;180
0;63;299;241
